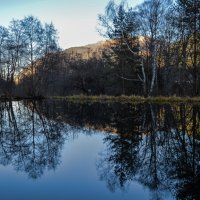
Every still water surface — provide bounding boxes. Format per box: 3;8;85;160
0;100;199;200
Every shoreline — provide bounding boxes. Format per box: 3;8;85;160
1;95;200;103
49;95;200;103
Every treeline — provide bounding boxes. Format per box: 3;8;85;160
0;0;199;97
51;0;200;97
0;15;59;97
97;0;200;96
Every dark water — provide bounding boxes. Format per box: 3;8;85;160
0;100;200;200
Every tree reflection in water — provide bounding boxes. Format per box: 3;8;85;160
94;103;200;200
0;100;199;199
0;100;67;179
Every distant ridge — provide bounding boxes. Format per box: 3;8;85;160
63;40;108;59
62;37;145;60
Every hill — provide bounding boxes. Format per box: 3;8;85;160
63;40;108;60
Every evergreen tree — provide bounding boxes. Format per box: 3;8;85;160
98;1;141;95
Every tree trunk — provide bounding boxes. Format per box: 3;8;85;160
150;44;157;95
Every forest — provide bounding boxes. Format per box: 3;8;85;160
0;0;199;98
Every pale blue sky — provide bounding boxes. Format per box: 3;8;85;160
0;0;143;49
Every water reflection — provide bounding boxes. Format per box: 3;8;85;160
0;100;67;179
95;103;200;200
0;100;200;199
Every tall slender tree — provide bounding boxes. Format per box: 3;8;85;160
98;0;141;95
136;0;172;95
20;16;44;97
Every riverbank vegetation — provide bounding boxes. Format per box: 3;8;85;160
0;0;199;98
48;95;200;103
1;95;200;104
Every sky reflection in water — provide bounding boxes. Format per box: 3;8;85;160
0;100;199;200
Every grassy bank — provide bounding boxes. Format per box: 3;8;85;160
1;95;200;103
49;95;200;103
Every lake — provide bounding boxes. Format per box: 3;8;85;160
0;100;199;200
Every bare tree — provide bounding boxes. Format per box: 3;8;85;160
20;16;44;97
0;26;9;95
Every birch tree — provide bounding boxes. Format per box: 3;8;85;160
136;0;172;95
20;16;44;97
